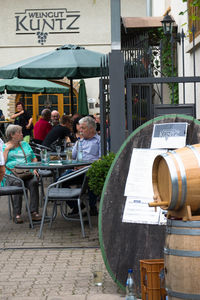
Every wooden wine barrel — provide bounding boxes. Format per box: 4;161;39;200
99;114;200;293
152;144;200;213
165;219;200;299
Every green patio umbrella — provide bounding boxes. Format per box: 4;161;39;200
0;77;69;94
0;44;106;113
78;79;89;116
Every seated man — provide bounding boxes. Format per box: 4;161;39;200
42;115;73;148
33;109;52;144
72;116;101;162
62;116;101;216
51;110;60;127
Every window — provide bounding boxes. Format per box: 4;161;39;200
63;89;78;115
17;86;78;124
89;103;94;109
188;0;200;42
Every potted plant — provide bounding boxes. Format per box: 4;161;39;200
87;152;116;197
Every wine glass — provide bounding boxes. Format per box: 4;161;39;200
56;145;61;162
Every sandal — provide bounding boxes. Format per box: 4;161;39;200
14;215;24;224
31;212;41;221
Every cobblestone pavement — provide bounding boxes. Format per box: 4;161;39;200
0;181;125;300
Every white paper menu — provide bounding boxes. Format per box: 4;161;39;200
122;148;167;225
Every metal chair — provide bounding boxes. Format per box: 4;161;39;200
38;169;53;207
0;174;33;228
39;166;92;238
29;141;54;205
29;140;52;159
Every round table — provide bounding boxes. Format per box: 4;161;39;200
15;160;91;170
15;160;92;180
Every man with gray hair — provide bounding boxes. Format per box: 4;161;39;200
33;109;52;144
68;116;101;216
72;116;101;162
51;110;60;127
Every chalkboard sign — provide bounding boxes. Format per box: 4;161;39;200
99;114;200;295
151;122;188;149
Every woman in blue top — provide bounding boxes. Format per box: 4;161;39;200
3;124;41;224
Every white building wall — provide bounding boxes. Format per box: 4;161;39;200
152;0;165;17
170;0;200;118
0;0;146;117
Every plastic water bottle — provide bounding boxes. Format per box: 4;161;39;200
77;138;83;161
125;269;137;300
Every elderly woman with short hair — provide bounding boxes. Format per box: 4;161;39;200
3;124;41;224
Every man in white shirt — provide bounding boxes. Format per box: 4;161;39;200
0;138;5;182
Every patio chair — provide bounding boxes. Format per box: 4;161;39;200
39;166;92;238
0;174;33;228
30;140;52;159
38;169;53;207
30;141;53;205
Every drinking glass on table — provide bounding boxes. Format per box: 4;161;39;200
40;149;49;164
56;145;62;162
65;147;73;162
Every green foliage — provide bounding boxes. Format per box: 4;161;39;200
151;28;179;104
179;0;200;18
87;152;116;196
162;35;179;104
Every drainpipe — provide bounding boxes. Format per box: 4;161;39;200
111;0;121;50
146;0;152;16
109;0;126;152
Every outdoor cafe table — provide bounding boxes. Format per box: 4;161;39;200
15;160;92;222
15;159;92;180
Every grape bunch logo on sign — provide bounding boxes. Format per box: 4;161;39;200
15;8;80;45
36;32;48;45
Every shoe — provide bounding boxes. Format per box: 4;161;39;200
14;215;24;224
90;206;98;216
31;212;42;221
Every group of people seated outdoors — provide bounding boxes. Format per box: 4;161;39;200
0;103;101;225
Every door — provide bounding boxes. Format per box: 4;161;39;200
16;88;78;124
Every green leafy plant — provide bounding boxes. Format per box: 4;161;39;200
179;0;200;33
150;27;179;104
87;152;116;196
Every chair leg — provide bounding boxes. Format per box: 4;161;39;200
78;198;85;238
39;194;49;238
8;195;13;220
49;202;57;228
23;189;33;229
85;200;92;229
39;176;45;208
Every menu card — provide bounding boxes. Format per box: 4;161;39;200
122;148;167;225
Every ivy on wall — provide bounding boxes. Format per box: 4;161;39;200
149;28;179;104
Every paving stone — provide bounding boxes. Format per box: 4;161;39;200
87;295;124;300
47;296;86;300
0;195;125;300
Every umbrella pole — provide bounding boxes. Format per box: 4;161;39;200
70;78;74;115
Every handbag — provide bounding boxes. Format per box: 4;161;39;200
6;143;34;180
9;167;34;180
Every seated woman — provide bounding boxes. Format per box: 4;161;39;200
72;116;83;141
3;124;41;224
